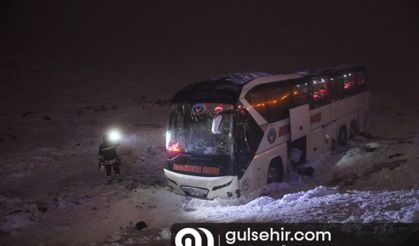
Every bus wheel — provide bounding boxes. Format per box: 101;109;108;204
267;158;284;184
338;125;348;146
349;120;357;139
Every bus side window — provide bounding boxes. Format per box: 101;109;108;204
266;85;292;122
355;71;368;92
329;75;345;101
310;77;330;109
291;82;309;107
343;72;356;97
246;86;269;121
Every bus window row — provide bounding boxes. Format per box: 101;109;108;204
245;70;368;123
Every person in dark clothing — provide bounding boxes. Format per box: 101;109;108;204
99;135;121;184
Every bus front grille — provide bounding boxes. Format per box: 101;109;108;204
180;186;209;198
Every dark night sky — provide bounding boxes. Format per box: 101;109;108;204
0;0;418;95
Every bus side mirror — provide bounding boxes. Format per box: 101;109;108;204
211;114;223;134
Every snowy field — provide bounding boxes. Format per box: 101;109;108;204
0;61;418;245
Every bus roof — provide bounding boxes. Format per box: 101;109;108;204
208;72;272;85
171;66;367;104
308;65;367;77
171;72;272;104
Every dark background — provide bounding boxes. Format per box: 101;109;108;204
0;2;418;244
1;0;418;99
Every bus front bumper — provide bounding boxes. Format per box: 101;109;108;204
163;168;239;199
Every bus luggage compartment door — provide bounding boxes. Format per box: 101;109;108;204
306;128;326;161
290;104;310;141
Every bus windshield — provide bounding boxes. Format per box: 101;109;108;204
167;103;234;156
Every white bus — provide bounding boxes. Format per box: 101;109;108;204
164;66;369;199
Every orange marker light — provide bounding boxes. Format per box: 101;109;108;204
168;142;182;154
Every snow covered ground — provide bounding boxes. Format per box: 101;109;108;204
0;60;418;245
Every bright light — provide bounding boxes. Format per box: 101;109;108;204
168;142;181;153
165;131;170;148
214;105;223;113
107;129;121;142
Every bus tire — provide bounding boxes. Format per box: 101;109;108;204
267;157;284;184
349;120;357;139
338;125;348;146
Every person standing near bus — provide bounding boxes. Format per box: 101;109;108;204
98;133;122;184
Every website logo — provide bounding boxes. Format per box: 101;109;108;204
175;227;214;246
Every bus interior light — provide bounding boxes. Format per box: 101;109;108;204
214;105;224;113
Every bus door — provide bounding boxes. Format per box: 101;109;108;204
289;104;310;141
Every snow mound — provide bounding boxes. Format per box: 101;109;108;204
188;186;419;223
331;140;418;190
